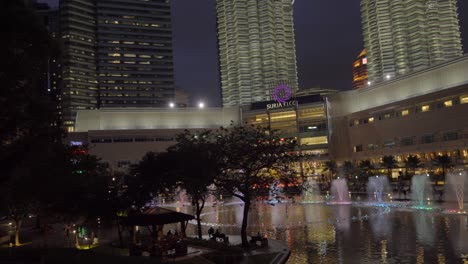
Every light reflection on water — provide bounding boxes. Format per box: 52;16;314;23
172;198;468;264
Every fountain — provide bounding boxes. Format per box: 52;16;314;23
302;178;323;203
329;178;351;204
444;171;467;214
411;174;435;210
367;176;390;203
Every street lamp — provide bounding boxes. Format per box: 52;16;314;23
198;102;205;109
169;102;175;108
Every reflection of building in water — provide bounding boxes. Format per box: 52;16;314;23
413;212;435;247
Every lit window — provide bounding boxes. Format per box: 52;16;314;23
401;110;409;116
362;58;367;65
353;145;363;152
444;100;452;107
354;119;359;126
123;54;136;57
368;117;374;123
421;105;430;112
461;95;468;104
300;136;328;146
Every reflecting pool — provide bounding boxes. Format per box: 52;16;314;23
171;197;468;263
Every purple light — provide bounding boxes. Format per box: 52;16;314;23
272;84;292;103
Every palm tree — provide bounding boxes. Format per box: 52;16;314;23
381;155;397;178
342;161;355;179
323;160;338;184
405;155;422;176
358;159;374;178
432;154;453;183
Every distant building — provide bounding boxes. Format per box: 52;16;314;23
175;90;189;108
361;0;463;83
96;0;174;108
352;49;368;89
216;0;299;107
59;0;175;131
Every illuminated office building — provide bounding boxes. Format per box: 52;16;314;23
361;0;463;83
96;0;174;107
352;49;368;89
216;0;299;106
60;0;98;130
59;0;174;131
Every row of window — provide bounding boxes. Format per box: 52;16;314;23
350;95;468;126
90;136;175;143
353;131;462;152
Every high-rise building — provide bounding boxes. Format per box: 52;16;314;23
216;0;299;107
59;0;98;131
361;0;463;83
96;0;174;107
352;49;368;89
59;0;175;131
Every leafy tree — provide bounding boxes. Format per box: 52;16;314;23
342;161;355;179
167;130;220;239
381;155;398;178
214;124;298;247
432;154;453;183
405;155;422;176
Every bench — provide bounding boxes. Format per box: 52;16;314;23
249;236;268;247
211;233;229;243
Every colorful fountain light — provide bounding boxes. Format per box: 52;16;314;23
329;178;352;204
302;178;323;204
410;174;435;209
367;175;390;203
445;171;467;214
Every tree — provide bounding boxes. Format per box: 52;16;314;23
167;130;220;239
358;159;374;178
381;155;398;178
405;155;422;176
214;124;298;247
432;154;453;183
323;160;338;183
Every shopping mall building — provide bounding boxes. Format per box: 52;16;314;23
68;55;468;175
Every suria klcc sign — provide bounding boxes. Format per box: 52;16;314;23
267;84;297;110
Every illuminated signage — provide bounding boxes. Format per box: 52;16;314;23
267;83;297;110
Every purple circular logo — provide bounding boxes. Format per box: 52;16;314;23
272;84;292;103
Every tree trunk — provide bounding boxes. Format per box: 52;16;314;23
116;222;124;248
195;197;205;240
241;199;250;248
14;219;22;246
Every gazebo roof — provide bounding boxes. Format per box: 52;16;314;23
120;207;194;226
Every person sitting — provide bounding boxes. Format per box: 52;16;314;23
208;227;214;238
214;229;220;236
166;230;173;238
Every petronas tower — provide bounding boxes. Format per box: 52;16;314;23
216;0;299;107
361;0;463;83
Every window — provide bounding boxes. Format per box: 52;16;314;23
443;131;458;141
401;110;409;116
353;145;363;152
443;100;453;107
421;135;434;144
113;137;133;143
91;138;112;143
368;144;378;150
421;105;430;112
135;137;154;142
401;137;414;146
300;136;328;146
460;95;468;104
384;140;395;148
368;117;374;123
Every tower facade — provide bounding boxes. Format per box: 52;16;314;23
361;0;463;83
216;0;299;107
352;49;368;89
59;0;175;130
96;0;174;107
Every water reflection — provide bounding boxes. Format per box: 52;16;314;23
175;197;468;264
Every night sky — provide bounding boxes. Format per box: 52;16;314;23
41;0;468;107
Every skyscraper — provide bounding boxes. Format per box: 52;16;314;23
361;0;463;83
352;49;368;89
60;0;98;130
96;0;174;107
216;0;299;107
59;0;175;131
